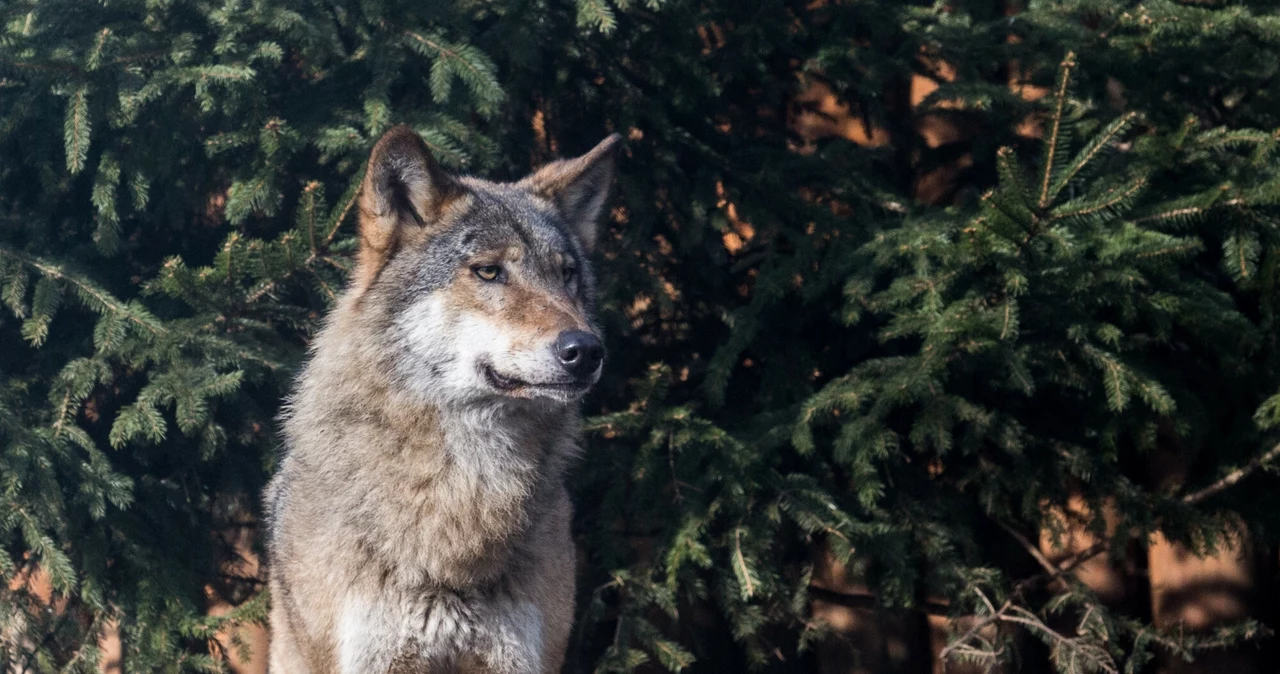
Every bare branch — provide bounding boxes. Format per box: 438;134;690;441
997;520;1058;576
1182;442;1280;505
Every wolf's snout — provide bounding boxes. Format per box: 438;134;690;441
554;330;604;378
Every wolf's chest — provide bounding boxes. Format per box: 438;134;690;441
348;434;549;586
367;586;545;674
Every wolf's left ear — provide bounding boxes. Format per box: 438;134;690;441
521;134;623;253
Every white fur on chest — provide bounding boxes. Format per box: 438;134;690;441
337;588;544;674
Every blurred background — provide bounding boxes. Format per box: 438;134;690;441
2;0;1280;672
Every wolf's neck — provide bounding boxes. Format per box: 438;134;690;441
294;346;575;587
390;398;572;586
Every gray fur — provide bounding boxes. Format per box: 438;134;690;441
265;126;620;673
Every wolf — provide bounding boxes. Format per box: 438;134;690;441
264;125;621;674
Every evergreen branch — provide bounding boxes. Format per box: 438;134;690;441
398;27;504;116
402;29;486;84
86;28;110;71
576;0;618;32
732;527;756;599
938;593;1011;664
302;182;320;253
324;182;361;244
1048;112;1138;200
319;256;351;273
940;589;1119;674
1038;52;1076;210
0;246;164;336
999;606;1118;674
245;253;317;304
1223;226;1254;280
971;524;1109;654
311;268;339;300
1132;196;1244;226
51;389;75;439
1134;242;1200;259
994;146;1033;219
1182;442;1280;505
1050;177;1147;222
63;84;91;175
1131;206;1206;224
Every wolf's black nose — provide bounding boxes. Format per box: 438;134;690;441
554;330;604;378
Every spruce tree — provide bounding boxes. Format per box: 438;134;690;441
2;1;1280;673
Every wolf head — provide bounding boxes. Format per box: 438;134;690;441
352;125;620;406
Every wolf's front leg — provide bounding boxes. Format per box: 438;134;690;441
267;581;313;674
473;598;546;674
335;595;407;674
530;488;576;674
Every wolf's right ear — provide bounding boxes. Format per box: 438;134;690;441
519;134;622;253
356;125;461;287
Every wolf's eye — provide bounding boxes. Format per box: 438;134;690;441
474;265;503;282
563;266;578;285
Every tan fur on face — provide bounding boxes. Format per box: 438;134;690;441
265;127;619;674
445;281;581;350
453;253;586;339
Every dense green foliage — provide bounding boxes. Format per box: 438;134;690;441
2;0;1280;672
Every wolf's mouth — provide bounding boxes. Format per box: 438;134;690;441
483;365;591;394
